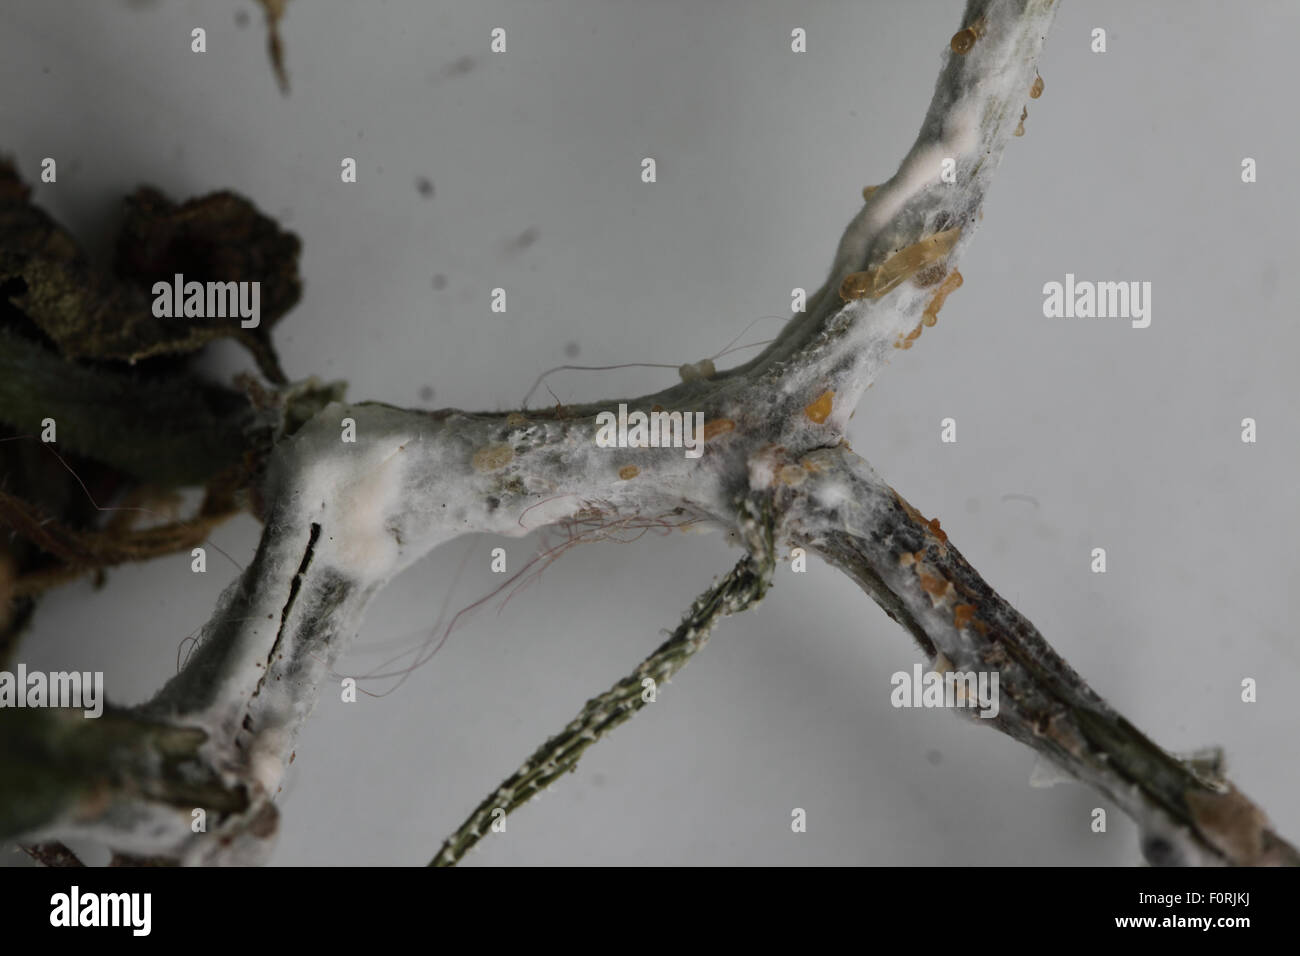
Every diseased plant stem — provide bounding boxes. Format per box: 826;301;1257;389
5;0;1295;866
791;445;1299;866
432;503;775;866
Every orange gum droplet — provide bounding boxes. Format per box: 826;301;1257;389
954;604;976;630
703;418;735;441
804;390;834;424
904;269;967;343
920;269;963;331
618;465;639;480
918;570;951;601
950;17;984;54
862;184;879;201
1030;74;1044;99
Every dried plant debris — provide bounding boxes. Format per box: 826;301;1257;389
257;0;291;94
0;426;137;664
0;162;299;381
0;157;312;653
113;185;302;380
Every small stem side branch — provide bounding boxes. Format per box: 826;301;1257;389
430;502;776;867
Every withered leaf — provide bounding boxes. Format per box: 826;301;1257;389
113;185;302;381
0;160;297;382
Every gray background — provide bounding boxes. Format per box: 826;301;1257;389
2;0;1297;865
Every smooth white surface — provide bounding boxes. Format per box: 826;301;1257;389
2;0;1297;865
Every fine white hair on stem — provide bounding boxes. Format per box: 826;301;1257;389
518;314;784;408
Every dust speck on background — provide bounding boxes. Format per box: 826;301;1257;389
432;274;447;290
415;177;434;198
443;55;476;77
428;55;478;87
505;226;539;254
418;385;435;402
564;341;579;358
